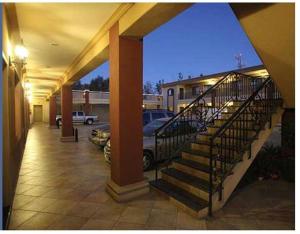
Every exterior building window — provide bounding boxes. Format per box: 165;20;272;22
179;88;184;99
168;88;174;96
192;86;201;97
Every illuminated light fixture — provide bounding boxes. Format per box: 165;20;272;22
10;39;28;67
24;80;32;90
15;44;29;60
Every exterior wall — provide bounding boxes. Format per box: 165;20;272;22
2;5;31;225
91;104;110;122
162;85;177;112
231;3;294;108
162;85;190;113
161;67;269;113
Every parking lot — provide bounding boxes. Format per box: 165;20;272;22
9;123;294;230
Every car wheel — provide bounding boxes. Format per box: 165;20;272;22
143;151;153;171
87;119;93;125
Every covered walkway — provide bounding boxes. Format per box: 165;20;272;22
8;124;294;230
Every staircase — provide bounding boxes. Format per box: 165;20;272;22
150;72;282;218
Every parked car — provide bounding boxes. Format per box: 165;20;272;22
89;109;174;147
103;117;199;171
56;111;98;125
89;124;110;147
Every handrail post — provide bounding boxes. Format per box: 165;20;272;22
155;131;158;181
75;128;78;142
209;137;213;216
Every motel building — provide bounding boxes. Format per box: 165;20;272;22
162;65;269;113
33;90;162;124
2;3;294;230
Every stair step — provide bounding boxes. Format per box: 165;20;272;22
208;125;256;131
150;179;208;213
174;158;210;173
182;147;211;158
161;168;214;193
192;140;249;151
197;132;255;141
207;125;257;135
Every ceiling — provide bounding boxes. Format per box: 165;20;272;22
15;3;120;97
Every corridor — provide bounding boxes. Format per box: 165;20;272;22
8;124;294;230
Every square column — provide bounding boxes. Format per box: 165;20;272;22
49;96;57;128
84;90;91;115
60;85;74;142
106;22;148;201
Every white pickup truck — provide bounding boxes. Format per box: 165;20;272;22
56;111;98;125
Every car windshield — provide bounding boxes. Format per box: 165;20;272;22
143;119;168;137
97;124;110;131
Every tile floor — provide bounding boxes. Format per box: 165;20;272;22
8;123;295;230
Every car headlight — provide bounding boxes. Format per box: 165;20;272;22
102;132;110;138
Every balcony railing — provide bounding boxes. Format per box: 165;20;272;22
143;94;162;101
56;91;162;105
178;91;203;100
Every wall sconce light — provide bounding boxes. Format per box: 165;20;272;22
10;40;29;67
24;80;32;90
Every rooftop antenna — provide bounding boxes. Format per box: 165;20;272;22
235;53;245;69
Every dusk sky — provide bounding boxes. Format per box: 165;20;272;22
80;3;262;84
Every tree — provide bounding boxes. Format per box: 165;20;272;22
155;79;164;94
72;75;110;91
143;81;154;94
89;76;103;91
178;72;184;81
87;76;109;91
73;80;83;90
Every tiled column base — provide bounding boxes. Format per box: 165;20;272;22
106;178;149;202
60;136;75;142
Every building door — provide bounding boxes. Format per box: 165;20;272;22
179;88;184;99
33;105;43;122
167;88;174;112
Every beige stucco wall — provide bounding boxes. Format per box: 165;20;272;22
231;3;295;108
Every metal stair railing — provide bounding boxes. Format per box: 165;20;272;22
154;72;266;181
208;77;282;216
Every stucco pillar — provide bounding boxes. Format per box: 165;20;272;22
49;96;57;128
84;90;91;115
106;22;148;201
60;85;74;142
